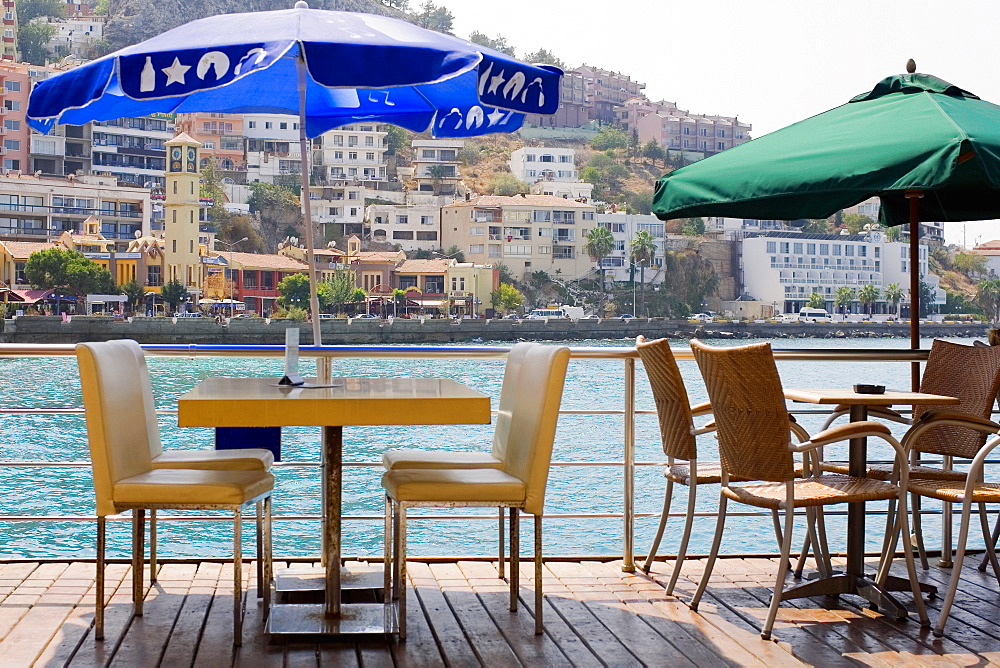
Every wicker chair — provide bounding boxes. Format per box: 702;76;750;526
821;339;1000;568
688;340;927;640
636;336;805;592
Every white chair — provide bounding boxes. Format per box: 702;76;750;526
77;340;274;646
382;344;570;639
382;342;531;578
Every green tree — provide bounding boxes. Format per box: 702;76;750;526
641;140;665;164
681;217;705;236
278;273;311;309
647;249;718;318
383;125;409;155
487;172;530;196
19;22;57;64
24;248;116;305
835;286;855;315
624;191;653;215
444;245;465;263
120;280;146;315
322;269;358;314
426;164;451;195
468;31;516;57
807;292;826;309
953;252;988;277
629;230;656;317
17;0;64;23
521;48;565;69
495;263;516;286
802;218;833;234
491;283;523;315
160;279;189;314
841;213;875;235
976;277;1000;323
884;283;903;317
591;126;629;151
248;182;302;252
885;225;901;241
858;283;880;315
584;226;615;310
381;0;409;9
412;1;454;33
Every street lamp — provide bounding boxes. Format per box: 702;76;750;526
215;237;248;316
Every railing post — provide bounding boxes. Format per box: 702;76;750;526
623;355;636;572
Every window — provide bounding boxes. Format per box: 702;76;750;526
392;230;414;240
470;227;484;235
365;137;374;147
350;207;358;216
505;245;531;256
3;119;19;131
4;80;20;92
396;215;409;224
767;241;777;253
3;139;19;151
469;244;484;254
793;242;803;254
832;244;842;256
329;207;340;216
421;216;433;225
334;151;343;159
525;154;536;162
416;231;437;241
845;245;855;256
858;246;867;257
780;242;790;254
699;128;707;136
559;155;571;163
807;243;816;254
332;136;344;146
526;170;536;178
279;122;287;130
532;210;550;223
538;245;551;254
538;228;551;237
552;210;575;224
3;100;19;111
348;152;357;160
147;265;162;286
348;136;358;147
582;211;594;221
348;191;359;200
264;122;272;129
552;247;575;259
717;142;726;150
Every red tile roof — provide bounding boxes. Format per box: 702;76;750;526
217;251;308;271
0;240;57;259
396;259;451;273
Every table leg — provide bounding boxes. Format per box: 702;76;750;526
846;404;868;578
326;425;342;616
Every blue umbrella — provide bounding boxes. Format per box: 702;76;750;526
28;1;562;343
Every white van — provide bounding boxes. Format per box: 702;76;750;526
798;307;832;323
527;308;567;320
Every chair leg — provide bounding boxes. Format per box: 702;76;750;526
979;511;1000;573
510;507;520;612
934;498;973;636
96;516;106;641
876;499;903;585
642;479;674;575
761;504;796;641
263;496;272;616
665;481;695;596
149;509;157;583
392;500;402;600
498;507;505;580
940;500;954;567
256;501;264;599
534;513;543;635
793;532;811;579
384;495;392;599
691;494;728;611
896;488;928;627
233;507;243;647
132;509;145;615
770;509;791;572
977;503;1000;586
398;506;408;641
911;493;929;570
805;508;830;579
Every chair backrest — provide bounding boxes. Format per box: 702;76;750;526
690;340;795;482
77;339;160;516
500;345;570;515
491;342;535;461
636;336;697;461
914;338;1000;459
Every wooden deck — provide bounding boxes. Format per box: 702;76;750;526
1;555;999;667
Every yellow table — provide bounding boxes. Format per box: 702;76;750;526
782;388;958;617
178;376;491;635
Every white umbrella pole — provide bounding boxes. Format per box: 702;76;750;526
297;55;322;346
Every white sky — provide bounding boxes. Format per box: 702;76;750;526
443;0;1000;248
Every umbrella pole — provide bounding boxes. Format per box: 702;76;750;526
907;189;923;391
297;55;323;347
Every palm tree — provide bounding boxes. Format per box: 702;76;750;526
858;283;879;316
884;283;903;318
977;278;1000;323
835;286;855;317
629;230;657;317
584;226;615;313
807;292;826;310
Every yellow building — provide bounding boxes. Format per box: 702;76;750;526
163;133;204;298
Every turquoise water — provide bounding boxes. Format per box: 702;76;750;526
0;336;988;560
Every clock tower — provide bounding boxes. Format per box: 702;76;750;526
164;132;203;299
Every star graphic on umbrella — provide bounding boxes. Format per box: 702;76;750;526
487;70;506;95
487;108;507;126
162;58;191;86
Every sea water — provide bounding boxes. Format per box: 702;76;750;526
0;337;987;560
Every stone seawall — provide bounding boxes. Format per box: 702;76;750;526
1;316;989;345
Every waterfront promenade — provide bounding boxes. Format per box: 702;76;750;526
0;315;987;345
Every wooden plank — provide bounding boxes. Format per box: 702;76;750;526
233;560;286;668
390;562;448;668
406;561;480;667
0;562;43;641
68;563;136;667
29;561;98;667
539;561;644;667
109;562;196;667
0;562;85;667
429;561;519;668
191;560;251;664
456;560;575;668
579;559;755;668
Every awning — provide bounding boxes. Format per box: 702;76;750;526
413;299;446;308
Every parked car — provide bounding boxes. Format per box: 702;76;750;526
354;313;378;319
174;312;203;318
689;313;714;322
619;314;635;321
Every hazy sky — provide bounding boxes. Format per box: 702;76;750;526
442;0;1000;248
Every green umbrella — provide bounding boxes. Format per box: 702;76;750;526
652;67;1000;386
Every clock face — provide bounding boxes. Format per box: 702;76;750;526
171;147;182;160
187;147;196;161
171;161;182;172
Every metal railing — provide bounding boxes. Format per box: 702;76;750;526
0;342;968;572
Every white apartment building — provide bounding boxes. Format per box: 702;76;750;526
740;230;945;315
596;213;665;282
0;172;151;247
243;114;303;185
509;146;593;200
440;194;597;279
90;114;173;187
45;16;105;59
368;193;447;252
411;139;462;195
306;182;366;239
317;123;388;183
629;98;751;158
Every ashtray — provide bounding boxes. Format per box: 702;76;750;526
854;384;886;394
